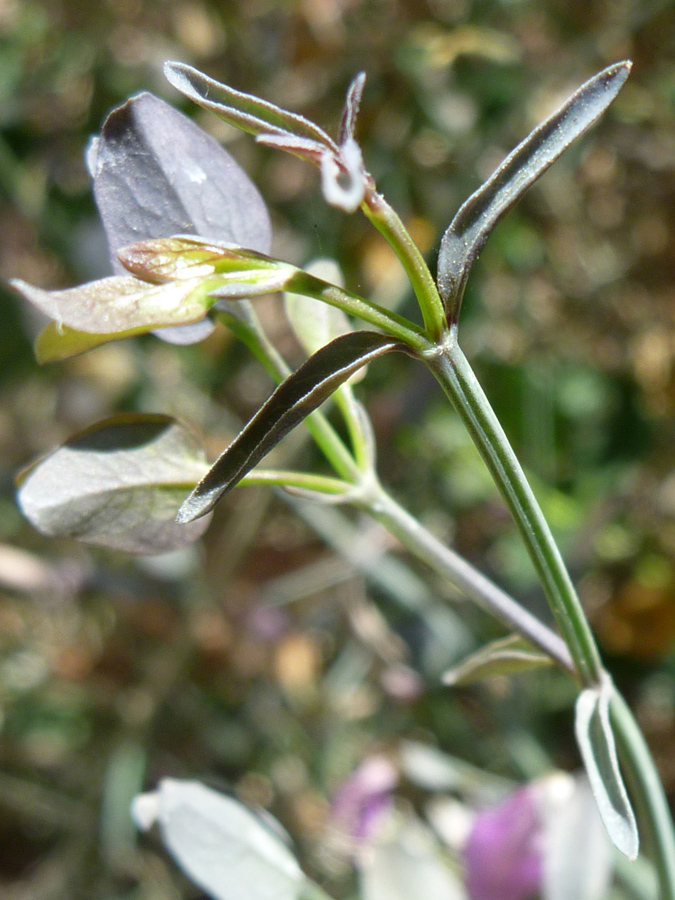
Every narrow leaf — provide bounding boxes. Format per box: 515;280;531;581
164;61;335;150
132;779;306;900
119;236;287;284
574;682;639;860
12;275;213;335
437;61;632;320
442;634;553;686
339;72;367;144
178;331;410;523
254;133;327;165
18;414;210;554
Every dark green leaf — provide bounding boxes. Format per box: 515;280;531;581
442;635;553;685
164;62;334;150
18;414;210;554
437;61;631;322
178;331;411;523
575;682;639;860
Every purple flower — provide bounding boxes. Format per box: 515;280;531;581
464;784;543;900
331;756;398;848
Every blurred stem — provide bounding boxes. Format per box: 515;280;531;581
428;338;603;688
611;693;675;899
362;188;447;341
364;483;574;672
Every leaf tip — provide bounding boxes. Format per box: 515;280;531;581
176;493;210;525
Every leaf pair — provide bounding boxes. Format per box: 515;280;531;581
437;61;632;324
12;91;274;358
165;63;369;213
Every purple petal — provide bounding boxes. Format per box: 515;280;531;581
464;785;543;900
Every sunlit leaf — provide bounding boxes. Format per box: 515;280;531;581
164;62;334;149
90;92;271;266
442;635;553;686
12;275;213;336
34;323;128;364
119;236;289;284
89;91;271;344
18;414;210;554
132;779;306;900
437;61;632;322
339;73;367;145
178;331;411;523
574;681;639;860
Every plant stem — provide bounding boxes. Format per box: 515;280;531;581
611;692;675;899
365;483;574;672
362;188;447;341
428;337;603;688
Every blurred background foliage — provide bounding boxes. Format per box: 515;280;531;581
2;0;675;897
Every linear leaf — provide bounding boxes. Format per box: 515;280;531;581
164;62;335;150
437;61;631;321
18;414;210;554
574;682;639;860
442;634;553;685
178;331;410;523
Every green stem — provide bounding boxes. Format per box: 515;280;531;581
362;188;447;341
365;483;574;672
611;692;675;899
428;337;603;688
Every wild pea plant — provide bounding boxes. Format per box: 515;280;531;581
11;60;675;898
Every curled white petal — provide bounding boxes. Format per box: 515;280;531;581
131;791;161;831
321;138;366;214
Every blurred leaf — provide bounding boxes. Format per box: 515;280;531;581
358;810;466;900
442;635;553;685
541;775;613;900
164;62;334;149
34;322;144;364
437;61;632;322
132;779;307;900
18;414;210;554
574;682;639;860
13;275;214;336
284;260;352;357
178;331;411;523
